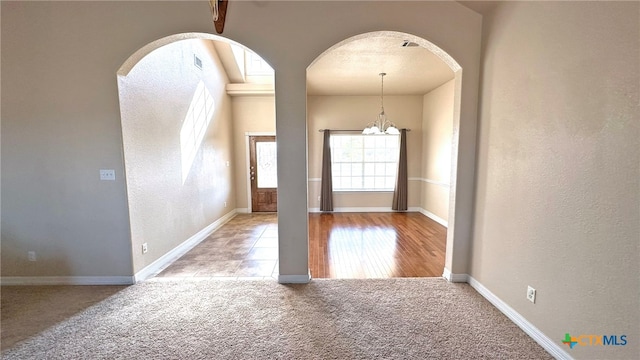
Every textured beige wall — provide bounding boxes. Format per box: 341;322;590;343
0;1;481;280
119;39;234;274
473;2;639;359
421;80;454;222
307;95;423;210
231;96;276;211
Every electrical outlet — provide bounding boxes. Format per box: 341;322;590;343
318;196;321;202
142;243;148;254
99;169;116;181
28;251;37;262
527;286;536;303
224;201;227;208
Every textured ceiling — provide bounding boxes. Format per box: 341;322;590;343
306;35;454;96
213;2;499;96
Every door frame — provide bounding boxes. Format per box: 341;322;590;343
245;132;277;213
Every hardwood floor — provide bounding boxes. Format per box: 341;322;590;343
309;212;447;278
155;212;446;280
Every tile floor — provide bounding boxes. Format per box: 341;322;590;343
155;213;279;280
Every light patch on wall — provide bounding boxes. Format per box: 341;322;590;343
180;80;215;183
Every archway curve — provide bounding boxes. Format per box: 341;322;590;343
306;30;463;279
308;31;461;73
117;32;278;282
117;32;273;77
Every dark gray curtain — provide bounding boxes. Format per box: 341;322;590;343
392;129;408;211
320;130;333;211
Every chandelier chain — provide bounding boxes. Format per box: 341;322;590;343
209;0;219;21
380;72;386;114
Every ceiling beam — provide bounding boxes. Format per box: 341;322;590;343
211;0;229;34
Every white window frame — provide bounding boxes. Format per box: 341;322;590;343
330;134;399;192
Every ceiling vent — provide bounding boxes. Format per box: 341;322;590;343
194;55;203;70
401;40;419;47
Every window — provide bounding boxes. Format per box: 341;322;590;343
245;51;274;76
331;134;399;191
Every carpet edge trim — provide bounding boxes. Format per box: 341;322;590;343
468;276;573;360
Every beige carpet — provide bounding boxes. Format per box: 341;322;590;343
1;278;552;359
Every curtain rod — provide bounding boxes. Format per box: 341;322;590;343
318;129;411;132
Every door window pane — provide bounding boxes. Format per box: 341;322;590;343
256;142;277;188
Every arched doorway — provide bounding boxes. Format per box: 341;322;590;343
306;31;462;279
117;33;277;280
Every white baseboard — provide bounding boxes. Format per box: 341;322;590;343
134;209;238;283
235;208;250;214
467;276;572;360
442;268;468;282
0;276;134;286
278;270;311;284
418;208;448;227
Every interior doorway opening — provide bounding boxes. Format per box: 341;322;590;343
117;33;278;281
306;31;462;279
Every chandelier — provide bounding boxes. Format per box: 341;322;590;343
362;73;400;135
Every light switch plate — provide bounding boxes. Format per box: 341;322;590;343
100;169;116;181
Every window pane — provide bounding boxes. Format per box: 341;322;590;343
341;163;351;176
385;177;396;189
256;142;277;188
364;163;375;176
333;177;342;189
364;177;375;189
330;134;398;191
352;163;363;177
364;149;375;162
386;163;397;176
352;148;363;162
364;136;375;148
351;177;363;189
386;136;399;148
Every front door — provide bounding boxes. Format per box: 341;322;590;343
249;136;277;212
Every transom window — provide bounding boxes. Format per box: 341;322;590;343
245;51;274;76
331;134;399;191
